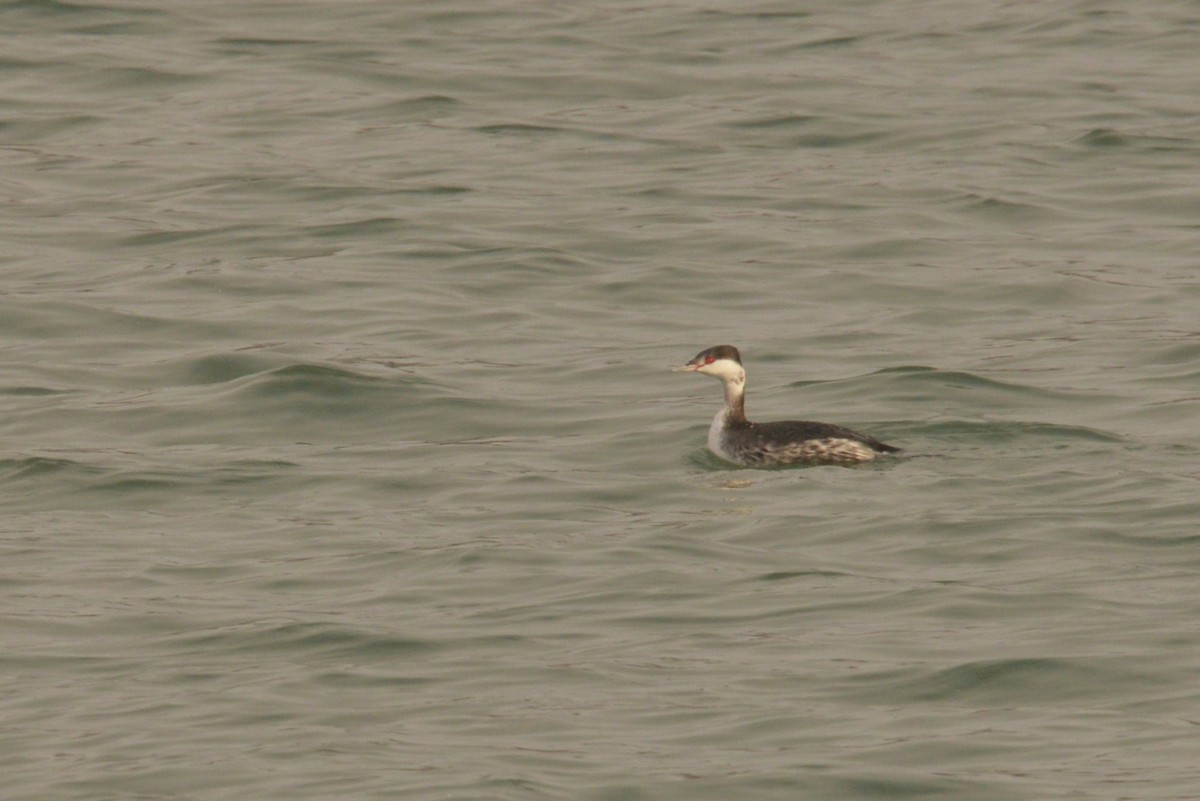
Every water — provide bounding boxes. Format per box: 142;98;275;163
3;1;1199;799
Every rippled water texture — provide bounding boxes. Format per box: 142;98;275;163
3;2;1200;799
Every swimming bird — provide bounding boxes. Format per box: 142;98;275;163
674;344;899;467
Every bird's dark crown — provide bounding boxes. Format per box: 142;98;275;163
692;344;741;365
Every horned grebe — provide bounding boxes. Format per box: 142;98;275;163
674;345;899;467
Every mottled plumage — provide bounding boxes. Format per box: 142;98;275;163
674;345;898;467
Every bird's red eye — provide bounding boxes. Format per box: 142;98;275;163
705;356;715;364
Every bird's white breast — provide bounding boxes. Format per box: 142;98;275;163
707;408;737;462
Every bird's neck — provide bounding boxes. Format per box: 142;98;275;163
722;373;747;425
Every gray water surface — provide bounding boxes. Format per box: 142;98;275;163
3;2;1200;799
